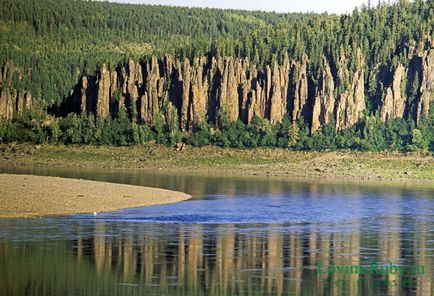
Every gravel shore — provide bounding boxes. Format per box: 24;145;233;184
0;174;191;218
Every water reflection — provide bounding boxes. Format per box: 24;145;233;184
0;166;433;295
1;217;433;295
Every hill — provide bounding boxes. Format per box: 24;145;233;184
0;0;433;152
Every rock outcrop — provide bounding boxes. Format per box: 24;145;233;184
218;57;239;122
269;55;291;123
336;51;365;130
291;55;309;123
417;49;434;122
311;56;335;133
380;63;406;121
24;43;431;133
63;55;307;130
52;52;366;133
81;76;88;114
0;62;33;121
189;57;208;127
96;64;110;119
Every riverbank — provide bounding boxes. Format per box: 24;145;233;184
0;174;192;218
0;143;433;183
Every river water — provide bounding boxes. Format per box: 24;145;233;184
0;166;433;295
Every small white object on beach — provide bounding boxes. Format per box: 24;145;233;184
93;212;97;216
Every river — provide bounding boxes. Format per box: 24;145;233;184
0;166;433;295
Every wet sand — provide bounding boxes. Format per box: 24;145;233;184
0;174;191;218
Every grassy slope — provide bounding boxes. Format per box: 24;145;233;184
1;143;433;184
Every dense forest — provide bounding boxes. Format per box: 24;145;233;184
0;0;433;152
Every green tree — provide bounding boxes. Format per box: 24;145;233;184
407;128;428;151
59;113;82;144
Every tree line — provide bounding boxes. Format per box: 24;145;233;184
1;108;433;152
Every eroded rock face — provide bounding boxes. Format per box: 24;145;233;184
417;49;434;122
81;76;88;114
336;51;365;130
96;64;111;119
311;56;335;133
238;58;251;123
269;62;282;122
219;57;239;122
0;88;14;120
291;55;309;122
141;56;162;125
380;63;406;121
189;57;208;127
24;92;32;111
269;56;291;123
64;54;366;132
52;45;431;133
0;62;33;121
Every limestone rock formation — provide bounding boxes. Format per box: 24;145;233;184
336;51;365;130
189;57;208;127
311;56;335;133
269;56;290;123
336;69;365;130
142;56;162;125
269;62;282;122
96;64;111;119
417;49;434;123
291;56;309;122
0;88;14;120
81;76;88;113
238;58;251;123
180;58;191;130
0;62;33;121
380;63;406;121
218;57;239;122
54;47;430;134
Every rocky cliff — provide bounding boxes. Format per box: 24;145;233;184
2;45;433;133
417;49;434;123
311;56;335;133
334;50;366;131
0;62;33;121
62;54;316;131
380;63;406;122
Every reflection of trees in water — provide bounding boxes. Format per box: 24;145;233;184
1;219;432;295
412;201;432;296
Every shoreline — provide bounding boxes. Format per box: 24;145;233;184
0;143;433;184
0;174;192;218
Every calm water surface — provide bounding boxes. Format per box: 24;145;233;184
0;166;433;295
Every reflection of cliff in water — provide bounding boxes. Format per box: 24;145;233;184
1;217;433;296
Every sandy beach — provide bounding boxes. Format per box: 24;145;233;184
0;174;191;218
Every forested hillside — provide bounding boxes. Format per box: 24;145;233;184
0;0;433;151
